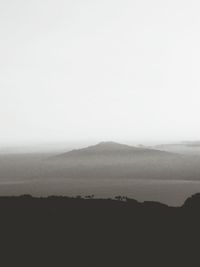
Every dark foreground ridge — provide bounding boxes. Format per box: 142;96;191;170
1;194;200;267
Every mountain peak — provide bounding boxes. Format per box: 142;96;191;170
96;141;129;147
57;141;147;158
88;141;137;151
97;141;117;145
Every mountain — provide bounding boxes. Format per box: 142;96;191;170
49;141;200;181
57;141;172;159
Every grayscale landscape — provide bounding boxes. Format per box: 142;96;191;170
1;141;200;206
1;0;200;266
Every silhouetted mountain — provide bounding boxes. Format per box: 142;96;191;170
57;141;172;158
1;194;200;266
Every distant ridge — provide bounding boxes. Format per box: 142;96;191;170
153;141;200;155
182;141;200;147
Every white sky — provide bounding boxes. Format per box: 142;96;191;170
0;0;200;147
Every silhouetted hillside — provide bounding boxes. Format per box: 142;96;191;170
0;194;200;266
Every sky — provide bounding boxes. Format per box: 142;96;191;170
0;0;200;148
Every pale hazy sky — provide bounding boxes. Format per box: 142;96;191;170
0;0;200;147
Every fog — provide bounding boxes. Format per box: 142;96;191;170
1;0;200;147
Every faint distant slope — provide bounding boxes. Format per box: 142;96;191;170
182;141;200;147
153;141;200;155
